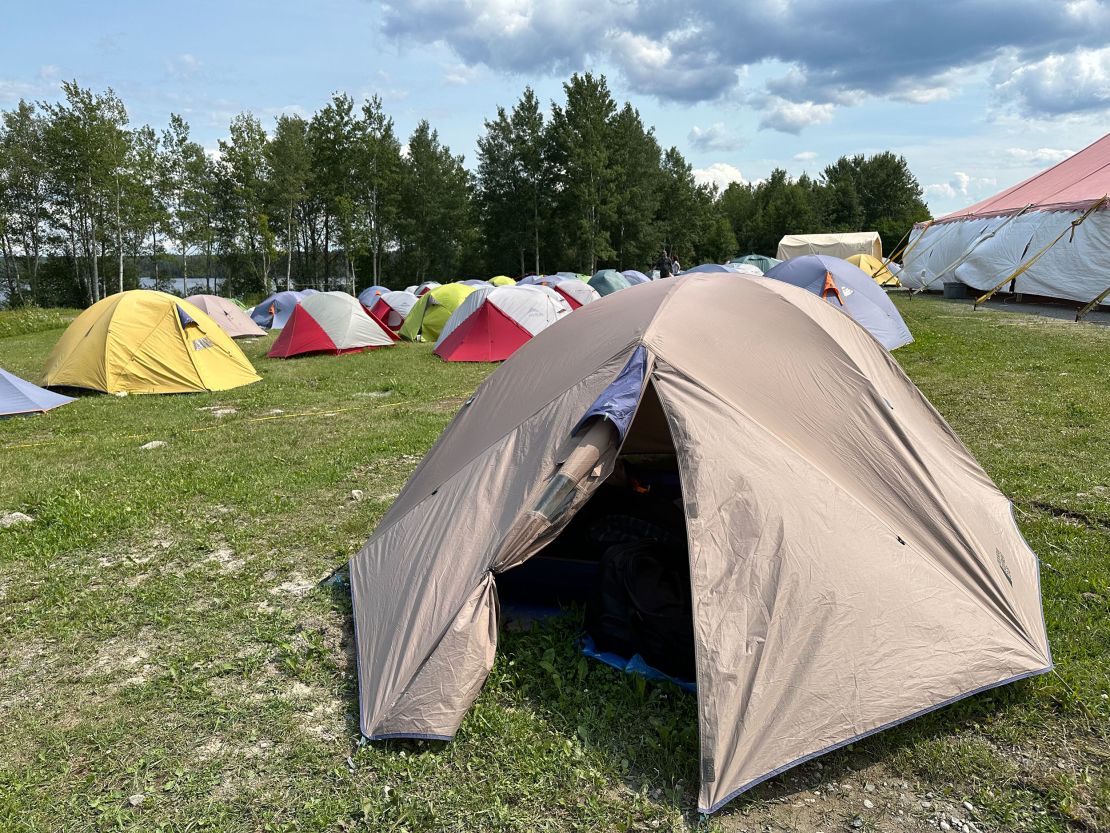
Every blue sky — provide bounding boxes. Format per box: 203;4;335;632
3;0;1108;217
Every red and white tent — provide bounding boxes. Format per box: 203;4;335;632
903;132;1110;304
434;285;570;362
268;292;397;358
553;279;601;309
368;290;419;330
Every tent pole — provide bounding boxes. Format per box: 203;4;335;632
913;206;1032;295
974;196;1107;310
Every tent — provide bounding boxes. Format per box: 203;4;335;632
902;132;1110;305
460;279;491;287
349;274;1051;814
250;290;312;329
489;276;516;286
42;291;261;394
730;253;781;272
847;253;900;287
433;285;571;362
415;281;441;296
268;291;396;358
556;271;585;281
185;294;267;338
398;283;476;342
764;255;913;350
621;269;651;284
369;290;419;330
1;367;74;416
588;270;631;297
358;285;390;308
553;279;601;309
517;274;558;287
682;263;746;274
777;231;882;261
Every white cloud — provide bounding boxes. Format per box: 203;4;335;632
793;150;818;161
692;162;748;190
1006;146;1075;165
166;53;203;80
758;99;834;133
687;122;744;152
444;63;480;86
925;171;997;200
995;46;1110;116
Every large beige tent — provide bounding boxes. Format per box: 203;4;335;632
349;275;1051;814
777;231;882;260
184;294;266;338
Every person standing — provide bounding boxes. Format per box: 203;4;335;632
655;249;673;279
670;253;681;274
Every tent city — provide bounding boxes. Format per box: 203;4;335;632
1;3;1108;831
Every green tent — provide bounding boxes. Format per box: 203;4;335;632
588;269;631;297
399;283;476;341
729;254;781;272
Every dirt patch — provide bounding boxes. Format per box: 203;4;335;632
717;762;982;833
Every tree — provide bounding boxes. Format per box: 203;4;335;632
548;73;618;273
265;114;311;290
219;113;271;292
0;101;49;304
396;120;475;281
606;103;661;270
657;147;712;265
355;96;402;286
308;94;358;289
161;114;210;295
40;82;130;304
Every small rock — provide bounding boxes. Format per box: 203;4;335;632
0;511;33;528
863;799;874;809
140;440;166;450
864;782;876;793
843;784;853;792
850;817;863;829
921;801;933;810
940;821;952;831
962;801;974;814
115;391;129;398
266;408;284;416
128;794;145;806
349;489;364;502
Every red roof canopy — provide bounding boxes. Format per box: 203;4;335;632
936;132;1110;223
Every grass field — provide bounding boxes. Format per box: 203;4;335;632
1;296;1107;833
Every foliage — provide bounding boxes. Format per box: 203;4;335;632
1;77;933;308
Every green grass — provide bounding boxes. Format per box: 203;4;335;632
0;296;1107;832
0;306;80;339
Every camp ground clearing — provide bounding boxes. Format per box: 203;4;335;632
0;296;1106;833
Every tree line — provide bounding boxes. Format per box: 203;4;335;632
0;73;931;308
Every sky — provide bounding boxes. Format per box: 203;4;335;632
2;0;1108;217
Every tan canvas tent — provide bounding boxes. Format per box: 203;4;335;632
777;231;882;260
349;275;1051;813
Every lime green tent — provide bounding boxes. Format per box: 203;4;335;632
399;283;476;341
489;275;516;286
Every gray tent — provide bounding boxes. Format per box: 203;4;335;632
349;274;1051;813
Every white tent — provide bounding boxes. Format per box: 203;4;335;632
902;133;1110;307
777;231;882;261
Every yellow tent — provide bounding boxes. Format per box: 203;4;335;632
399;283;475;342
489;275;516;286
847;253;900;287
42;290;261;394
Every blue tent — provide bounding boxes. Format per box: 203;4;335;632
682;263;746;274
250;290;312;329
764;255;913;350
1;367;74;417
621;269;651;284
358;285;390;307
